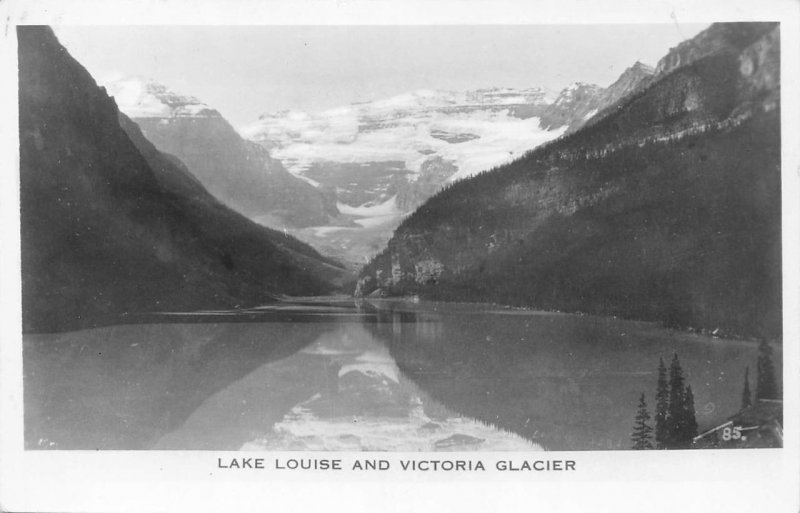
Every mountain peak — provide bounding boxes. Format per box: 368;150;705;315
566;81;600;90
104;76;220;119
607;62;654;88
630;61;655;74
552;82;602;107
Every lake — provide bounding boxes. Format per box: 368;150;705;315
23;297;775;450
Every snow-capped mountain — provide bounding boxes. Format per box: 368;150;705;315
104;68;654;267
105;77;338;229
242;87;563;191
104;77;219;118
240;87;574;264
240;75;651;264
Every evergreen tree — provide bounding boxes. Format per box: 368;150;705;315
756;339;779;400
741;366;752;410
654;357;670;449
631;393;654;450
665;353;686;447
683;385;698;443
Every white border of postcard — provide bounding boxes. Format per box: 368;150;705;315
0;0;798;512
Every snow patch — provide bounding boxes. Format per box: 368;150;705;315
104;77;216;119
309;226;352;237
248;104;564;183
337;196;401;217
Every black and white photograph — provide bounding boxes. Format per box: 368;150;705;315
1;1;798;511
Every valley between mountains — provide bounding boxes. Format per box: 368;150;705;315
18;22;784;453
19;22;780;341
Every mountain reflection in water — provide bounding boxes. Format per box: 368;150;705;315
24;298;767;450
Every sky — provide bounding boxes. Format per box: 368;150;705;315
54;24;709;128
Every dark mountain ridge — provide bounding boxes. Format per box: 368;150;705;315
18;26;345;333
357;22;781;339
655;22;778;76
581;22;777;133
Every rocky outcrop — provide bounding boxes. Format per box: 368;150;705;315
655;22;776;76
395;156;458;211
735;25;780;115
600;62;655;105
538;82;604;130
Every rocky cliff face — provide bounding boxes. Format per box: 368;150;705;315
600;61;655;105
655;22;776;76
106;78;336;228
395;156;459;211
359;22;781;339
538;82;604;130
575;62;654;130
735;25;780;115
18;26;344;333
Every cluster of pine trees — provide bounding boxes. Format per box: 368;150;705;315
631;341;780;450
632;354;698;450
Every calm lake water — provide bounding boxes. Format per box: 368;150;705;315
24;298;776;451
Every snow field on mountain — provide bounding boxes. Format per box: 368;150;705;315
241;89;566;184
105;76;215;118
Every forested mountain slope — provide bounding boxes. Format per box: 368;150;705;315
358;23;781;339
19;26;345;333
